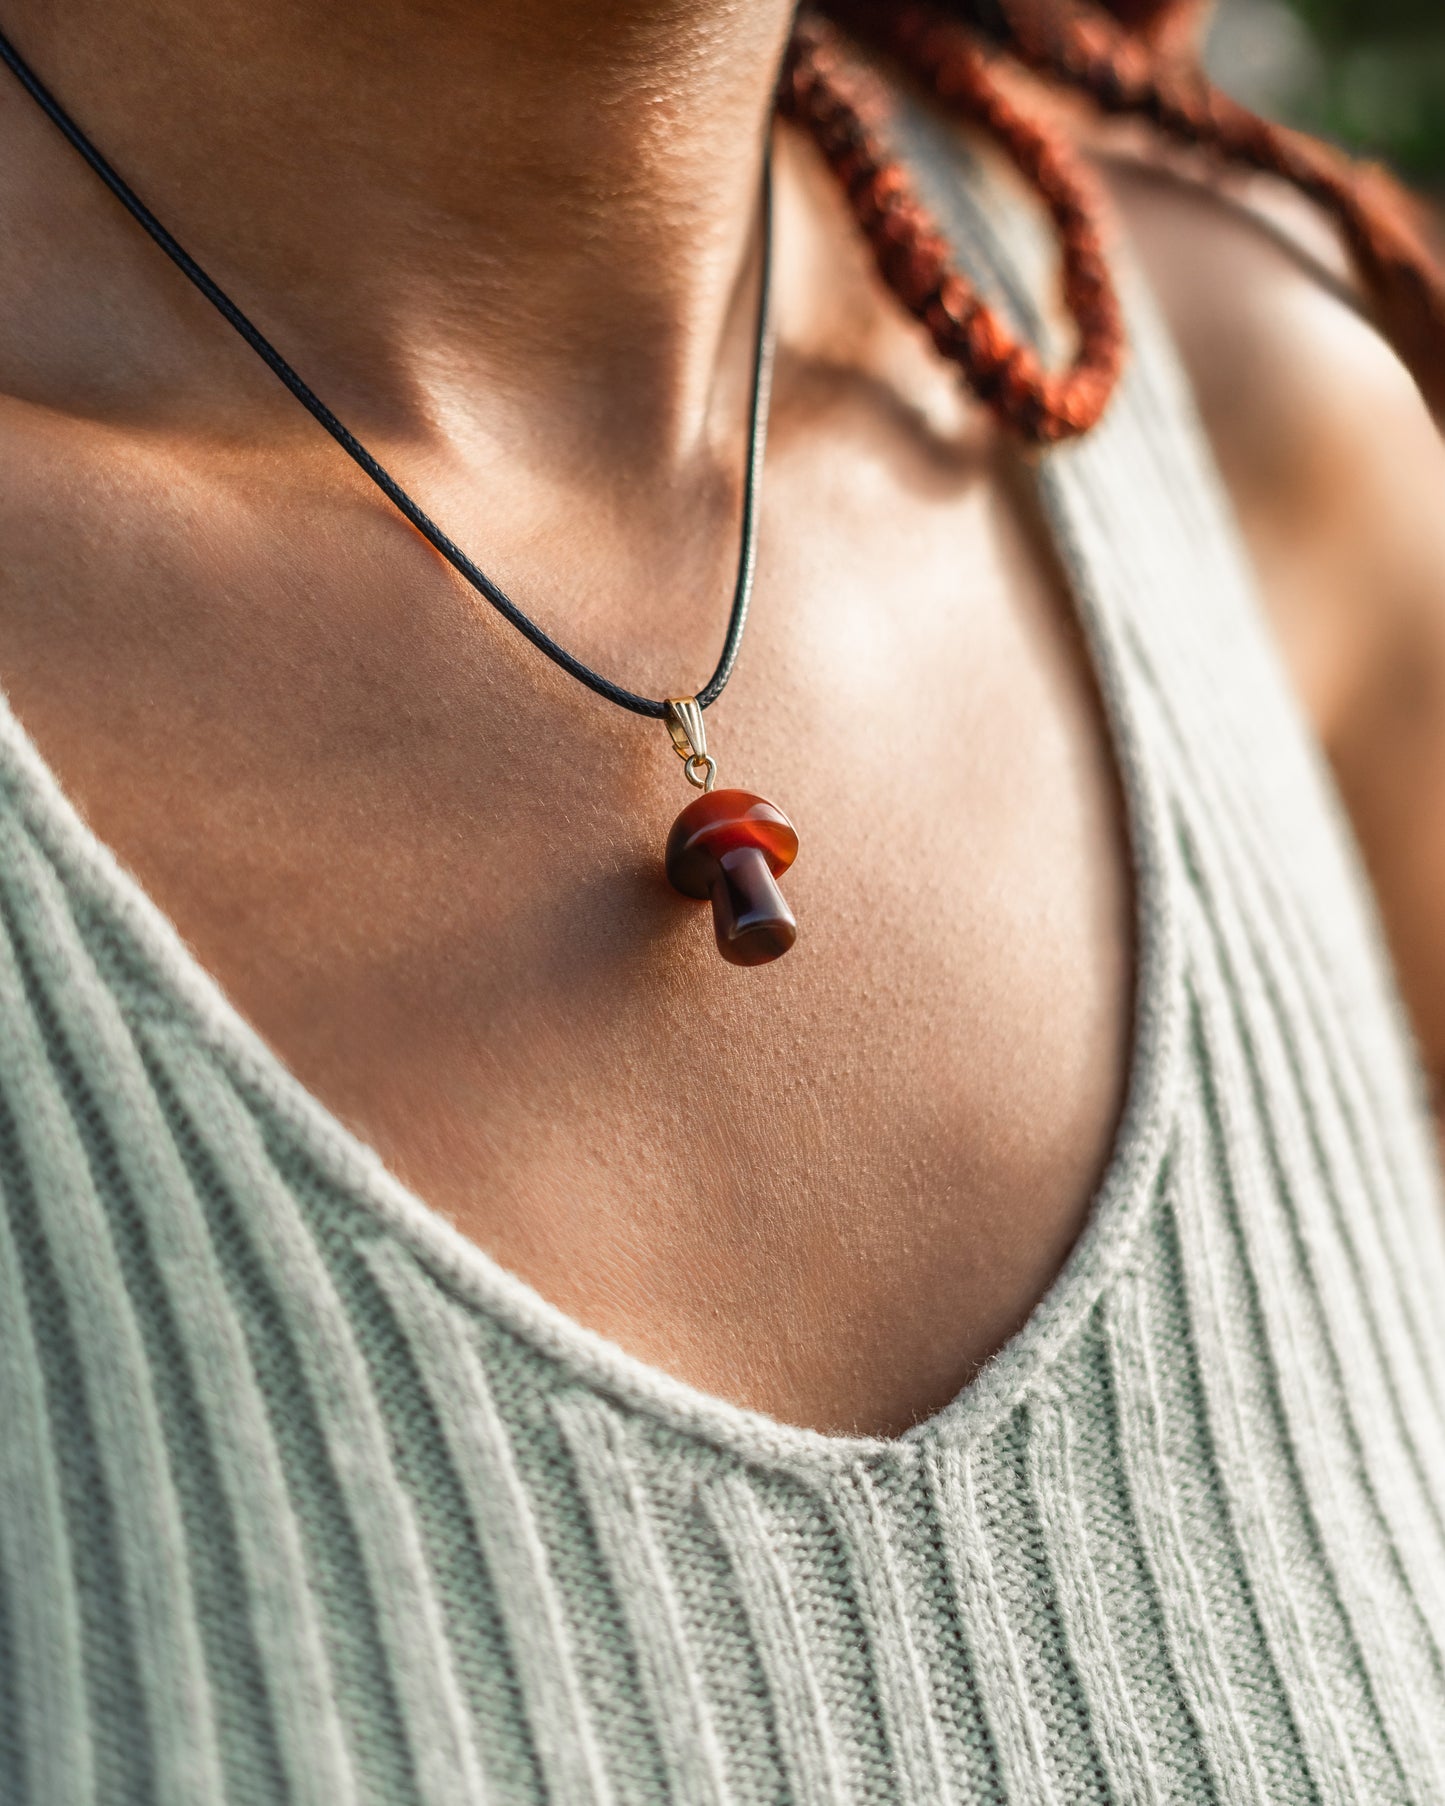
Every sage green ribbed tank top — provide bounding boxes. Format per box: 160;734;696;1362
4;104;1445;1806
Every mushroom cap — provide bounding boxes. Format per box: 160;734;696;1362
664;789;799;898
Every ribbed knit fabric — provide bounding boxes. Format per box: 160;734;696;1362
4;105;1445;1806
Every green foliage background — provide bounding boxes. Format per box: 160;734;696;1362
1276;0;1445;184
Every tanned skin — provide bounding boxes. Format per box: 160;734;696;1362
0;0;1434;1436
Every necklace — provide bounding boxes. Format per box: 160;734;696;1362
0;31;802;968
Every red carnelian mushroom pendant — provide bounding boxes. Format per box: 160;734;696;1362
667;789;799;966
662;698;799;967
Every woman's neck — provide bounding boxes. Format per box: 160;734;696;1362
7;0;795;455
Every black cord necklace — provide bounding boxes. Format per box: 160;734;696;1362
0;29;803;967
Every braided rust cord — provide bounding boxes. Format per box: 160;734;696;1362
955;0;1445;399
795;0;1445;435
779;9;1125;443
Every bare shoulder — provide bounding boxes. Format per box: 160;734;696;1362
1099;150;1444;641
1101;148;1445;1092
1099;149;1445;739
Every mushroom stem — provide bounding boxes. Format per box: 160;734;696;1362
708;846;798;967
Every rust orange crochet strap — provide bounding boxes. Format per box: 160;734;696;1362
779;8;1125;444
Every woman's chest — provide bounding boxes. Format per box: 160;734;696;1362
0;419;1133;1434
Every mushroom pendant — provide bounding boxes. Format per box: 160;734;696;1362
662;697;799;967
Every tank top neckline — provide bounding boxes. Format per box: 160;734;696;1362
0;122;1186;1472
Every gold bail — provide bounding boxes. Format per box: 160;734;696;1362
664;696;706;762
663;697;717;792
